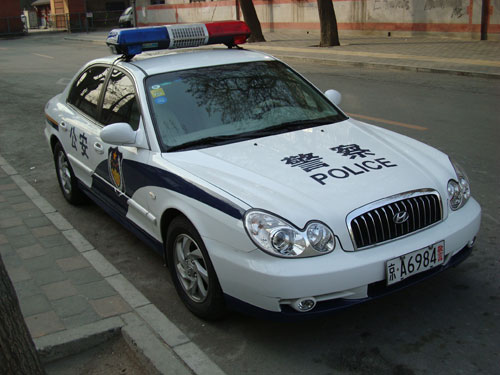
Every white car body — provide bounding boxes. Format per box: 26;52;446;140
44;48;481;318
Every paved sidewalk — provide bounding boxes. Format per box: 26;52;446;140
0;155;225;375
63;28;500;78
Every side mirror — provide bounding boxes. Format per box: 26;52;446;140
100;122;136;145
324;89;342;106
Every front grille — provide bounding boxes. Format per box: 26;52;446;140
347;190;442;250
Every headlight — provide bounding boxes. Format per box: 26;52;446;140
244;210;335;258
448;158;471;211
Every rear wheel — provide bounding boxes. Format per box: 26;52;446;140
166;216;226;320
53;142;85;205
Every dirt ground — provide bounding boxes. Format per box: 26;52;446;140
44;336;145;375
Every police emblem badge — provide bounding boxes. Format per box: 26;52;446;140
108;147;125;192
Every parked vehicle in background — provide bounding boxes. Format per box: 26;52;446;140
118;7;133;28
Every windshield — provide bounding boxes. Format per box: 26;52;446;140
145;60;346;151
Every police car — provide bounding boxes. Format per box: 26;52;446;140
44;21;481;319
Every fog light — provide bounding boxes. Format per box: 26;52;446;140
467;237;476;248
291;297;316;312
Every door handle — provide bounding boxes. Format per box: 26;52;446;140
59;121;67;131
93;142;104;154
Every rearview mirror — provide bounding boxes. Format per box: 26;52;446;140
100;122;136;146
324;89;342;106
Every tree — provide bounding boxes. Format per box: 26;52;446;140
317;0;340;47
0;254;45;375
239;0;266;42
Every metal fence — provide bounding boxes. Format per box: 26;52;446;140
0;17;26;36
89;10;123;29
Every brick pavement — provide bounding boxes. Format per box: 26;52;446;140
0;156;225;375
0;167;132;339
250;30;500;77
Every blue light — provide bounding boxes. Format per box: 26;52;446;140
106;27;170;57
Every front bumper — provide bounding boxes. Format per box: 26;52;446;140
224;244;473;320
207;197;481;315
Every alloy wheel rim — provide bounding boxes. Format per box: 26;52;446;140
173;234;209;303
57;151;72;196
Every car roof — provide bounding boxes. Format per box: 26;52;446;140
119;48;276;76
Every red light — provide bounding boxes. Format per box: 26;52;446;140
233;35;248;45
205;20;251;46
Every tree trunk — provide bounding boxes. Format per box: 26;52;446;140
0;254;45;375
481;0;490;40
239;0;266;42
317;0;340;47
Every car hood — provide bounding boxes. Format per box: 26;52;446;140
163;119;455;249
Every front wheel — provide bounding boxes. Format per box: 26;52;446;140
53;142;85;205
166;216;226;320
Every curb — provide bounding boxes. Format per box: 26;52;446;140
34;317;123;363
63;35;500;80
0;154;226;375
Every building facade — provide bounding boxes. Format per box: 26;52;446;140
134;0;500;41
48;0;130;30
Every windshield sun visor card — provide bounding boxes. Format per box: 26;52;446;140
150;87;167;104
154;96;167;104
150;87;165;98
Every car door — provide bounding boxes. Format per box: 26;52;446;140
62;65;110;188
92;68;156;236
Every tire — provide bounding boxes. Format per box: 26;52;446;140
166;216;226;320
53;142;85;205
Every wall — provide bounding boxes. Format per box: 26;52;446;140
136;0;236;25
67;0;86;13
0;0;22;18
135;0;499;40
50;0;69;15
0;0;23;34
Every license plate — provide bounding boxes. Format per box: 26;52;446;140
386;241;445;285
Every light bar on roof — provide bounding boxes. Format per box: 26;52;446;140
106;20;251;57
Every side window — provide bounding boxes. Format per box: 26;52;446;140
101;69;140;130
68;66;109;120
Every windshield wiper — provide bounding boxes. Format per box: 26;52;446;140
167;133;256;152
167;117;340;152
244;117;337;138
266;118;335;132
